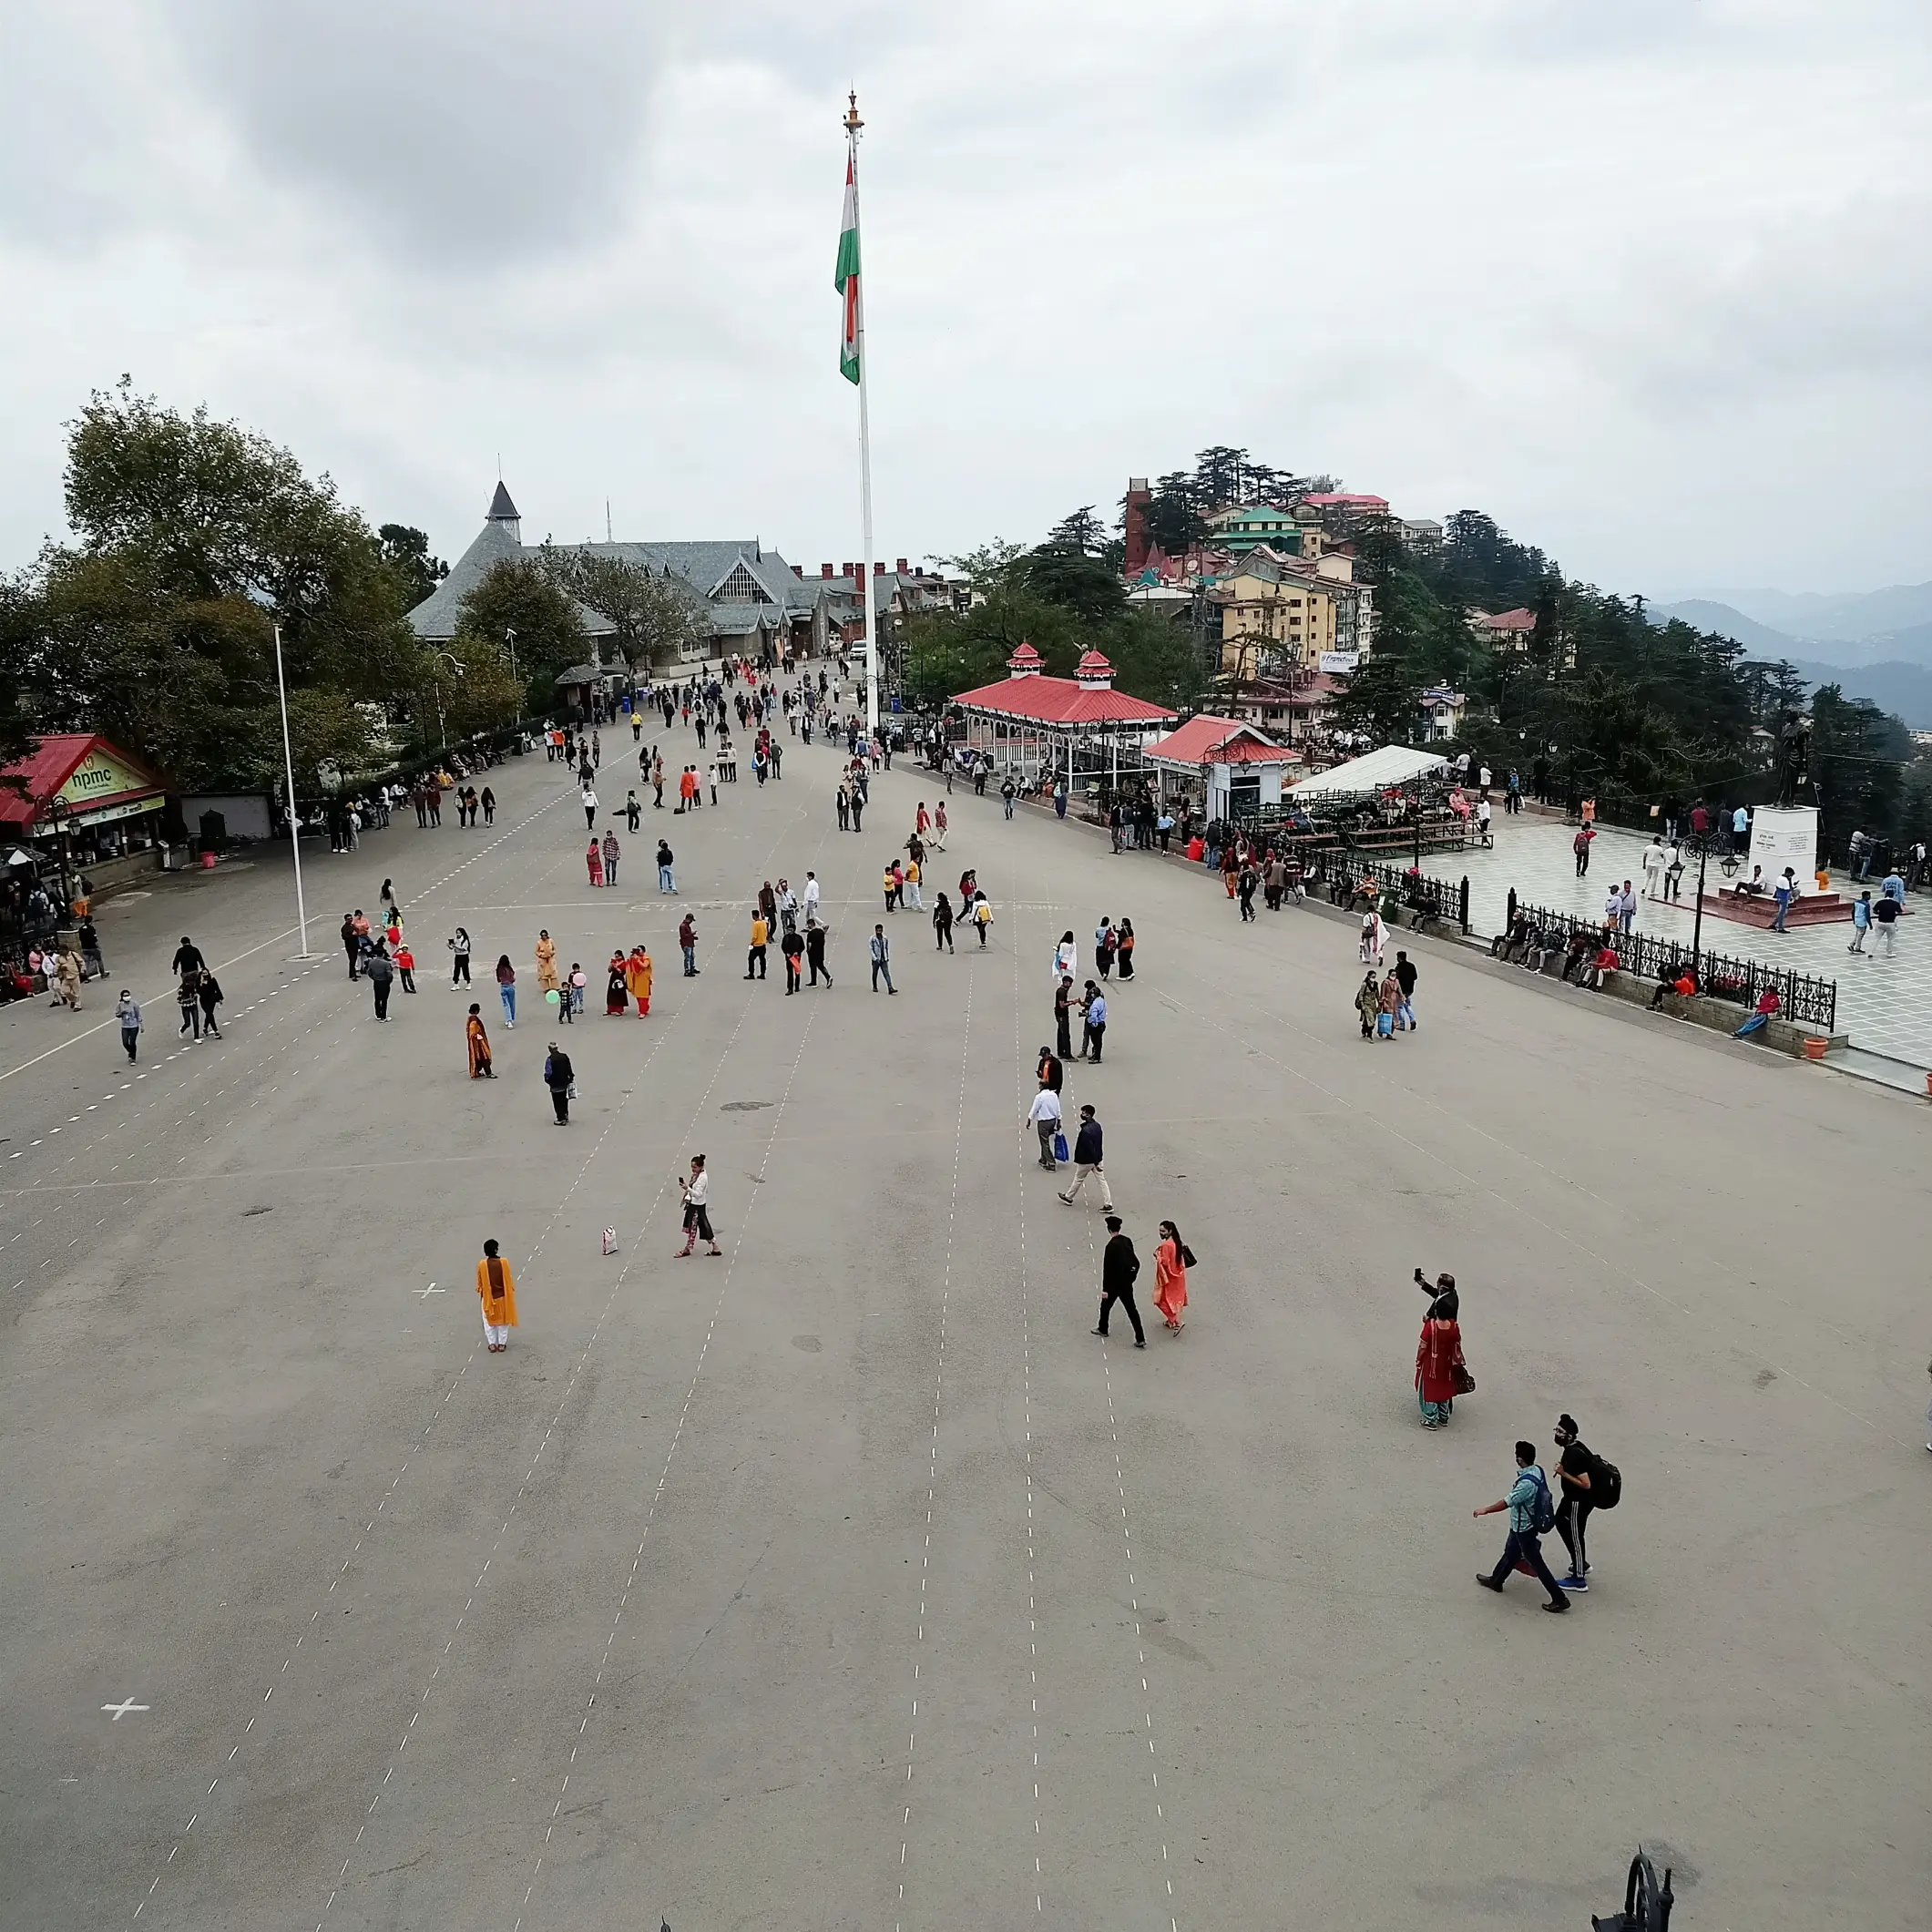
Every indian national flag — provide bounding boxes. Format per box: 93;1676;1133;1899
835;154;862;384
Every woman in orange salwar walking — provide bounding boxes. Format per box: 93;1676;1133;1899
626;944;653;1016
1153;1220;1191;1332
465;1003;495;1078
476;1238;517;1352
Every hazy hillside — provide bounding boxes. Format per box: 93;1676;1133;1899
1656;603;1932;676
1654;599;1802;656
1790;658;1932;730
1688;582;1932;643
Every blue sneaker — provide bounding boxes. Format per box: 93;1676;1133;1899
1559;1573;1589;1592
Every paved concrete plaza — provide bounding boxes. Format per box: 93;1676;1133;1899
2;711;1927;1931
1418;813;1929;1066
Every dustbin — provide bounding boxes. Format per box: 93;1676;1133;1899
199;850;217;870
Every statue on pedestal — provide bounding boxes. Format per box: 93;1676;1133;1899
1774;711;1811;807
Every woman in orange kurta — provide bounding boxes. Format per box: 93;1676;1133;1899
476;1239;517;1351
534;931;560;995
465;1004;494;1078
626;945;652;1017
1153;1221;1190;1332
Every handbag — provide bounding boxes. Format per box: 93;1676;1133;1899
1051;1129;1069;1163
1451;1360;1477;1395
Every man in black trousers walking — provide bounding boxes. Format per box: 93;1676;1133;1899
1094;1214;1147;1347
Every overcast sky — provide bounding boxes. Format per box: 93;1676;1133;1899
2;1;1927;599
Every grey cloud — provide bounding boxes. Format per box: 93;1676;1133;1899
153;0;665;265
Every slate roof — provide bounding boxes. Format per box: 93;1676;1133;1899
406;490;829;649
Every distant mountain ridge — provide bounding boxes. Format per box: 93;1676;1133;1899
1787;659;1932;731
1673;581;1932;644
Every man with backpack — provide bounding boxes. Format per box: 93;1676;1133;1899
1553;1413;1618;1591
1473;1439;1570;1611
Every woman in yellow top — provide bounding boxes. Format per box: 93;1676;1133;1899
476;1238;517;1351
746;911;769;981
534;929;560;994
626;944;653;1016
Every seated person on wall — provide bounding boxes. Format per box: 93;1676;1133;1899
1521;922;1558;974
1584;938;1620;990
1650;966;1698;1010
1559;929;1595;983
1733;864;1767;898
1734;987;1781;1038
1493;911;1530;960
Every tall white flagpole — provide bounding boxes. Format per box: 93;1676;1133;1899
271;621;312;957
844;93;879;738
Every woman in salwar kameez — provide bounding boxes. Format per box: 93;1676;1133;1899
586;839;604;888
465;1004;494;1078
476;1239;517;1351
535;931;560;996
605;952;629;1016
1415;1314;1463;1427
626;945;652;1017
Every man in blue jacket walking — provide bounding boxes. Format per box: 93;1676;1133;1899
1473;1440;1570;1611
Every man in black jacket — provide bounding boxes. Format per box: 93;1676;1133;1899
1094;1214;1146;1346
545;1043;574;1123
172;936;206;978
1059;1104;1111;1210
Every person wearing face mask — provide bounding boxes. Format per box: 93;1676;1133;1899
1551;1413;1620;1592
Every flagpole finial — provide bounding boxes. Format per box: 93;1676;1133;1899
844;90;863;134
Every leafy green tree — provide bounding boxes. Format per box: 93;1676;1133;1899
380;525;449;608
1021;543;1126;625
537;548;703;671
455;559;586;708
1046;506;1108;556
1810;683;1907;854
1330;653;1424;743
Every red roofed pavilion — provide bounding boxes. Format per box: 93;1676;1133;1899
949;645;1179;793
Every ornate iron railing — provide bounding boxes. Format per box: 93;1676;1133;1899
1501;897;1837;1034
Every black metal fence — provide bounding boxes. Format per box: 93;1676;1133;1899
1501;897;1838;1034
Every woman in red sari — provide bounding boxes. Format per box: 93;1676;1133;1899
1153;1221;1190;1332
1416;1311;1463;1427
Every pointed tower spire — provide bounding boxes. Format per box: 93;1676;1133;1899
486;482;521;543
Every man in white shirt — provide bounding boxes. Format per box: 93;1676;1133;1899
1641;837;1666;898
1023;1084;1063;1171
802;872;821;925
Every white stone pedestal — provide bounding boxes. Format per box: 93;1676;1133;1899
1746;804;1820;893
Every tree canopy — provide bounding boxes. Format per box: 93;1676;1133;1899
904;531;1202;714
0;383;527;791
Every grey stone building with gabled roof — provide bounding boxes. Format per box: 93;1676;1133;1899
406;485;835;669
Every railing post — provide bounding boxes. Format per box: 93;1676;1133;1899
1458;875;1469;935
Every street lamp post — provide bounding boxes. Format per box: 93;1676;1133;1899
430;649;465;751
504;629;518;714
271;621;312;957
1689;833;1712;966
46;796;73;921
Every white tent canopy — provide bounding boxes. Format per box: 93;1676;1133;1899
1286;744;1448;798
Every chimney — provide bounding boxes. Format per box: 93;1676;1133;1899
1124;475;1152;579
895;557;908;574
822;563;833;578
793;564;803;577
874;561;884;576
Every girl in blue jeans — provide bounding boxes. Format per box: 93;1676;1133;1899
496;956;516;1027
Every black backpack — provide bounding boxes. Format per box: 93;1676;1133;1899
1591;1453;1622;1510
